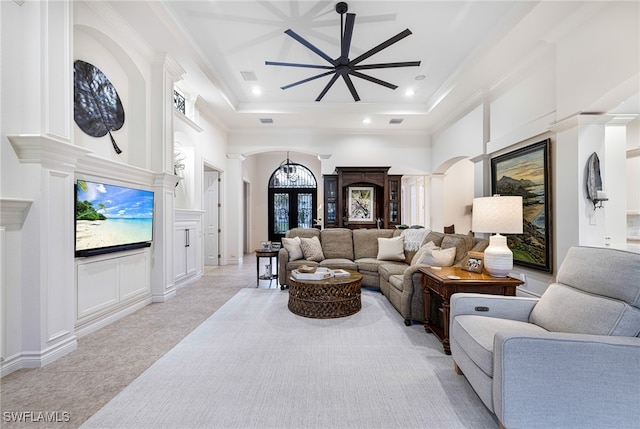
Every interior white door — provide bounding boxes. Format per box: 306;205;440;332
204;171;219;266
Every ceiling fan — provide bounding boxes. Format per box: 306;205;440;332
265;2;421;102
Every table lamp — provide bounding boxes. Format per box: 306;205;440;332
472;195;523;277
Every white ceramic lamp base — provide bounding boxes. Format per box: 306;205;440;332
483;233;513;277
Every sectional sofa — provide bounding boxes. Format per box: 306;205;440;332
277;227;488;325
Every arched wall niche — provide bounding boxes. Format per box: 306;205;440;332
74;25;148;169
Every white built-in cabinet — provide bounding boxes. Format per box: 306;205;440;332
174;209;204;287
75;249;151;330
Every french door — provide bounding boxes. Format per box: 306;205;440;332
269;190;316;243
267;161;317;243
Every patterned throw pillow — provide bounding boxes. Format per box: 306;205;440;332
377;236;406;261
300;236;325;262
282;236;303;261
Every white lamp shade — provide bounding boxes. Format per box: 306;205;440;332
472;196;523;277
472;196;523;234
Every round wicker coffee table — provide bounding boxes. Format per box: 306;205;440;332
288;270;363;318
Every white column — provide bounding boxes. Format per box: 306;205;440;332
149;54;184;301
6;137;91;374
428;173;445;233
225;154;245;265
605;116;635;248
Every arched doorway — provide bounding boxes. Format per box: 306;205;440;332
268;162;317;243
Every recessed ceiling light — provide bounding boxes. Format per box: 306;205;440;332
415;74;426;81
405;89;415;97
259;118;273;124
252;87;262;96
389;118;404;124
362;118;371;124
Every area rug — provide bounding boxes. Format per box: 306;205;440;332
81;288;496;429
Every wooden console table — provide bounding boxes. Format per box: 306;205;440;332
420;266;524;354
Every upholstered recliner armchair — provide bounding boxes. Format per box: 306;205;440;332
449;246;640;429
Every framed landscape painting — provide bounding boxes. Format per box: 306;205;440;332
348;186;374;223
491;139;552;273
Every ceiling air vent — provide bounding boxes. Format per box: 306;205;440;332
240;71;258;81
259;118;273;124
389;118;404;124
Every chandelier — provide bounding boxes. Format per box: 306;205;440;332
279;151;298;182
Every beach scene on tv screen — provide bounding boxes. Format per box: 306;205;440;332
76;180;153;251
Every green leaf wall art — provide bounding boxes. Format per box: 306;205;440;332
73;60;125;154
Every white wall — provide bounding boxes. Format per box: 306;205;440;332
228;131;431;176
430;1;639;297
432;106;484;172
555;1;639;119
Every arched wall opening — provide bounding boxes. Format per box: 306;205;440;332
430;157;475;234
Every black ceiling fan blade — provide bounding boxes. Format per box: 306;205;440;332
352;61;421;70
341;13;356;59
316;73;341;101
349;29;413;66
349;70;398;90
285;29;336;66
341;73;361;102
265;61;334;70
281;70;336;90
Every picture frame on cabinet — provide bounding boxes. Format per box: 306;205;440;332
347;186;375;223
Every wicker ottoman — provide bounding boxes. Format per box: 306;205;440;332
288;271;363;318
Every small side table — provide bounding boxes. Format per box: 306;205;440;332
255;249;279;287
420;266;524;355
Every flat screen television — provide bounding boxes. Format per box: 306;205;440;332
75;180;154;257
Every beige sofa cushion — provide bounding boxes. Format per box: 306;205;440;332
352;229;395;259
320;228;354;259
441;233;475;264
377;236;405;261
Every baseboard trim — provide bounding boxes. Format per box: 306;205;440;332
1;336;77;378
152;289;176;303
75;297;152;338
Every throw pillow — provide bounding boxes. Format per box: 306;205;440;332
282;236;303;261
410;241;437;265
420;246;456;267
300;236;325;262
377;236;405;261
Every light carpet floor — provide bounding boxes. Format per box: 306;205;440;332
81;288;497;429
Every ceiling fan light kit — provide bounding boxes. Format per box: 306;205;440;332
265;2;421;102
